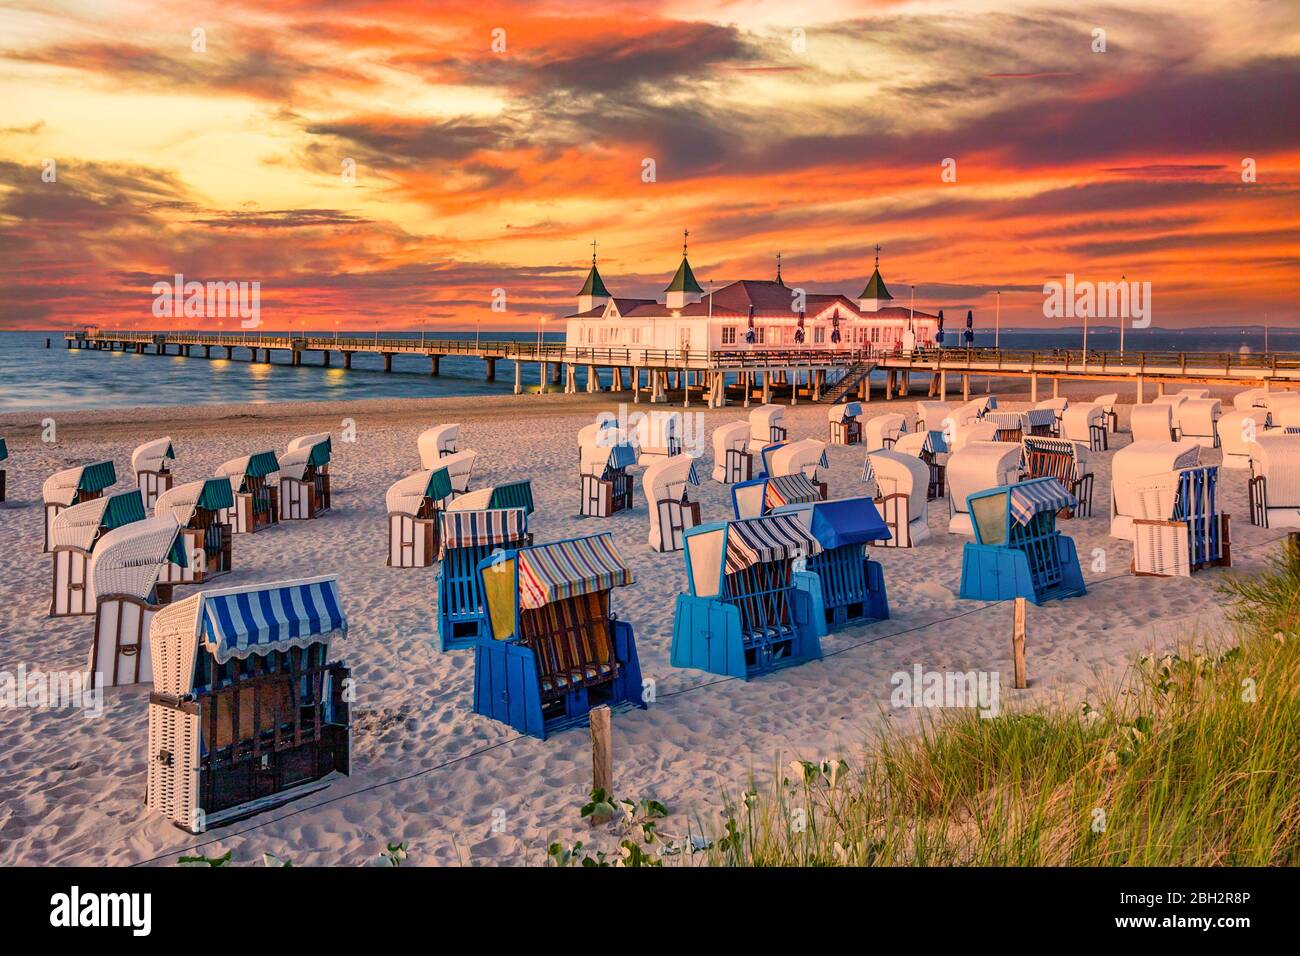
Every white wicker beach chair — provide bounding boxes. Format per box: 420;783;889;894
766;439;828;481
946;441;1023;535
711;421;752;483
1233;388;1270;412
645;455;703;552
863;413;907;450
1130;403;1177;443
88;515;184;687
417;424;460;467
1248;434;1300;529
1177;388;1210;400
827;402;863;445
438;449;478;493
748;405;786;453
1151;393;1190;437
49;490;146;617
916;401;952;433
632;411;683;461
1033;398;1069;435
279;433;332;519
1218;409;1271;469
215;451;280;533
385;468;453;567
132;437;175;510
951;397;994;426
41;460;117;552
949;419;1000;453
1110;440;1201;538
153;478;234;584
1061;403;1108;451
866;449;930;547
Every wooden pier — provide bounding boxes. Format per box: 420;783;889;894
65;329;1300;407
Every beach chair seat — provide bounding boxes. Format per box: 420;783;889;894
132;437;176;511
436;507;530;649
958;478;1086;605
1022;437;1093;518
1247;434;1300;529
671;515;826;679
155;478;235;585
747;405;786;453
828;402;863;446
145;577;350;832
774;497;891;631
474;534;643;738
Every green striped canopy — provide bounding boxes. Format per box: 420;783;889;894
246;451;280;478
0;437;7;462
302;440;331;467
78;460;117;493
427;467;454;502
103;490;146;530
196;477;235;512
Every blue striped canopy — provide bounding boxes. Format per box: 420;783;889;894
1009;477;1076;526
603;442;637;474
1024;409;1058;427
922;430;949;454
861;455;875;484
200;577;346;663
684;458;703;486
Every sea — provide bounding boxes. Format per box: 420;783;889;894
0;327;1295;413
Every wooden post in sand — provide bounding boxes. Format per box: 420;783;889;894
590;705;613;826
1012;597;1027;689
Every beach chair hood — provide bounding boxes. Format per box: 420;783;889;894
49;489;146;551
43;460;117;506
89;515;186;601
720;514;821;573
644;454;702;502
417;425;460;468
216;451;279;490
766;439;828;479
131;437;175;476
828;402;863;424
1113;440;1201;487
0;437;7;463
1232;388;1269;411
386;468;453;515
948;442;1023;515
777;496;890;548
749;405;784;437
154;478;235;524
439;507;528;557
508;533;634;610
279;436;331;481
864;413;907;450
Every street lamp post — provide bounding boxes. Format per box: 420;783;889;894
1119;275;1126;357
537;316;546;395
995;291;1000;351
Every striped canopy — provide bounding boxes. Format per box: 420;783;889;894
439;507;527;553
198;577;346;664
724;514;821;573
1009;477;1077;526
1022;436;1080;461
516;533;633;610
603;442;638;473
765;473;820;509
985;411;1024;430
861;455;875;484
1024;408;1058;427
488;480;535;515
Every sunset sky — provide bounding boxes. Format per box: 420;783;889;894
0;0;1297;331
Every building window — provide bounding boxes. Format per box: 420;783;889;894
813;326;825;344
631;327;641;344
722;326;736;345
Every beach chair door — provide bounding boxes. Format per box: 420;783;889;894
90;597;155;687
725;448;752;484
51;549;92;616
581;474;610;517
138;471;173;511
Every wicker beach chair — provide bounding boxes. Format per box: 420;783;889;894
828;402;863;446
144;576;351;832
215;451;280;533
1110;440;1202;539
278;433;331;519
711;420;753;484
132;437;175;511
1061;403;1108;451
1130;404;1177;443
671;514;826;679
42;460;117;552
645;455;703;552
436;506;531;649
747;405;787;453
49;489;146;617
865;449;930;547
473;533;643;738
958;477;1086;605
385;467;454;567
417;424;460;466
88;515;187;687
864;413;908;450
1248;434;1300;529
155;478;235;585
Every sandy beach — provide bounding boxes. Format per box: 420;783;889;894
0;383;1281;866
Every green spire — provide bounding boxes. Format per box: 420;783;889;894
665;228;704;294
859;244;893;300
577;239;610;298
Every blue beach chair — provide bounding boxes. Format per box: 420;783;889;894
774;497;890;630
436;507;531;650
670;514;827;679
731;472;822;518
959;476;1086;604
473;533;644;739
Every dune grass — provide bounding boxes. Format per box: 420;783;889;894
687;543;1300;867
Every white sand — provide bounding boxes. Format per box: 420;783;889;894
0;389;1281;866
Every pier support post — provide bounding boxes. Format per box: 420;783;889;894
322;350;331;367
632;367;641;404
204;345;211;358
762;370;771;405
1136;376;1144;404
791;369;798;405
552;363;562;385
514;360;522;395
885;369;894;401
430;354;440;376
938;371;946;400
962;373;970;402
1155;380;1165;397
485;357;496;381
343;351;352;369
1052;377;1060;399
564;364;576;394
586;365;598;393
382;353;392;372
1030;372;1038;403
611;367;623;391
742;372;750;408
225;346;233;360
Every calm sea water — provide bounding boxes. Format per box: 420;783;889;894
0;327;1293;413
